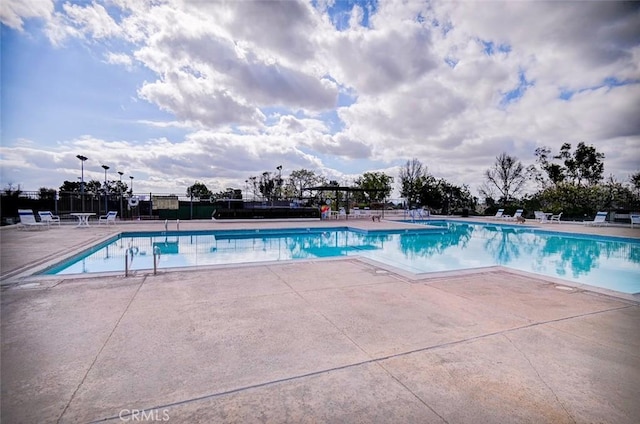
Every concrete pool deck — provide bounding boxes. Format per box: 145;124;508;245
1;216;639;423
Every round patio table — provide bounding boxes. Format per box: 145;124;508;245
70;213;96;227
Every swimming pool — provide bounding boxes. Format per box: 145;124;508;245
40;222;640;294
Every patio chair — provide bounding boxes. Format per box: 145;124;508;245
584;211;608;226
98;211;118;225
501;209;522;221
534;211;548;223
549;212;563;223
17;209;47;230
510;209;524;221
630;214;640;228
38;211;61;227
493;209;505;219
352;208;366;219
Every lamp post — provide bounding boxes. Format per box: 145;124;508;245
76;155;88;211
276;165;283;202
129;176;135;219
262;172;270;204
101;165;109;214
118;171;124;219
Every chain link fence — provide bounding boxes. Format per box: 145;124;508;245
1;191;328;224
1;191;163;225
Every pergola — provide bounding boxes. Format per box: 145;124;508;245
307;186;388;219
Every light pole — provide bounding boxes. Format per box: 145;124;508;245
190;181;194;220
276;165;283;202
129;176;135;219
262;172;270;204
76;155;88;211
118;171;124;219
101;165;109;214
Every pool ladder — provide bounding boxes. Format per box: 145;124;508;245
124;243;164;277
125;220;180;277
164;219;180;232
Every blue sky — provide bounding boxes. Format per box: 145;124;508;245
1;0;639;198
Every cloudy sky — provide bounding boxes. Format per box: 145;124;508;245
1;0;639;199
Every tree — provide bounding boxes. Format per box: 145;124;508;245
603;175;636;212
248;176;258;200
533;147;565;187
530;183;609;218
2;183;22;197
109;181;128;195
353;172;393;204
186;182;212;199
285;169;326;199
420;178;477;214
534;143;605;188
84;180;103;197
59;181;81;193
439;182;475;215
419;175;443;210
38;187;56;200
259;172;276;201
230;189;243;199
629;172;640;199
399;158;427;208
212;188;242;200
481;153;526;204
556;142;604;186
631;172;640;188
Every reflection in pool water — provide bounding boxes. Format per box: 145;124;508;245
381;222;639;294
42;223;640;294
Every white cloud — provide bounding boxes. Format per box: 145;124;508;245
62;2;121;39
104;52;133;68
0;0;54;30
2;0;639;196
197;0;320;64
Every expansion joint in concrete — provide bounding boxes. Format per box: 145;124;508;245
56;277;147;424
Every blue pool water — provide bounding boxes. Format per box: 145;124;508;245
40;222;640;294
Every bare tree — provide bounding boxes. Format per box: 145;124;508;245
482;153;526;204
398;158;427;208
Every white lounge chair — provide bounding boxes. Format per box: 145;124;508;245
408;208;429;221
493;209;505;219
549;212;562;223
584;211;608;226
630;214;640;228
98;211;118;225
501;209;522;221
352;208;367;219
509;209;524;221
17;209;47;230
38;211;61;226
534;211;548;223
